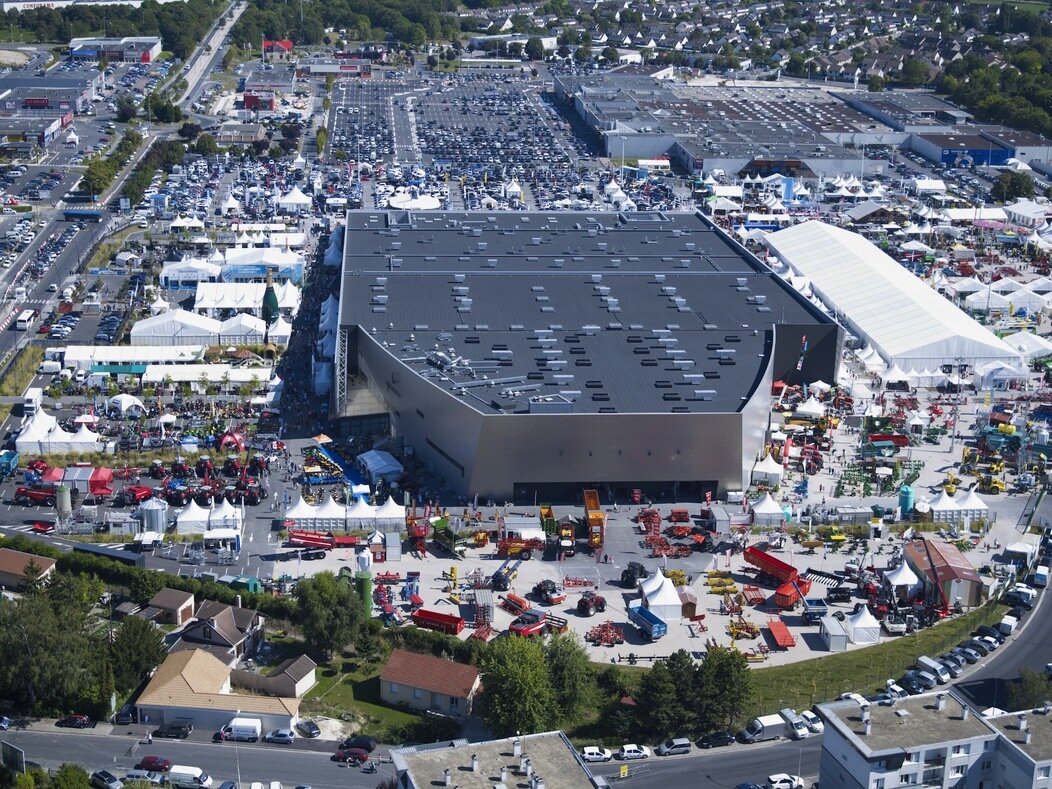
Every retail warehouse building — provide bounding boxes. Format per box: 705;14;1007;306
335;210;841;503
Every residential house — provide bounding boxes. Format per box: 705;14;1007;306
172;600;265;664
0;547;56;589
148;587;195;626
231;654;317;699
137;648;299;731
380;649;481;719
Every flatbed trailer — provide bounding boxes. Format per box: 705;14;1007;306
411;609;465;635
742;585;766;605
766;617;796;649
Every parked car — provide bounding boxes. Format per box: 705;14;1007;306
766;774;804;789
899;676;926;695
939;653;964;671
56;714;91;728
975;625;1006;645
263;729;295;744
617;744;650;760
953;646;982;664
580;746;612;762
1003;592;1033;610
295;720;320;739
960;639;989;656
800;710;824;734
697;730;736;749
656;737;691;756
975;635;1000;652
339;735;377;752
135;757;171;772
0;717;10;730
938;659;962;679
90;771;123;789
331;748;370;765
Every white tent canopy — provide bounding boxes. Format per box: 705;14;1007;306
795;396;826;418
638;569;681;622
346;497;377;527
883;562;919;589
766;221;1022;370
176;499;211;534
374;496;406;523
357;450;403;482
929;489;962;523
1002;330;1052;360
844;605;880;644
107;393;146;415
751;453;784;484
751;492;786;526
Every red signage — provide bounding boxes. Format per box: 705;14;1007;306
23;97;48;108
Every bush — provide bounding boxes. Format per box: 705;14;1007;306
0;345;45;397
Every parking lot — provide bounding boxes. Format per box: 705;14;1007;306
328;81;396;163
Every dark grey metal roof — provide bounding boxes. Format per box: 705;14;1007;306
341;211;829;415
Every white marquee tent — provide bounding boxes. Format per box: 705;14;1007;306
929;490;961;523
638;569;681;622
750;492;786;526
751;453;784;485
176;499;211;533
844;605;880;644
765;221;1023;370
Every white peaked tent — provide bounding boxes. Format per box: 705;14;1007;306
277;187;311;212
268;316;293;344
752;453;784;485
884;364;910;385
751;492;785;526
929;490;961;523
108;393;146;415
883;562;919;592
221;195;240;214
809;379;832;393
639;569;681;622
844;605;880;644
374;496;407;525
958;489;989;524
209;498;243;531
346;497;377;528
71;423;101;450
795;396;826;419
176;499;211;534
314;494;348;529
150;295;170;315
284;496;319;524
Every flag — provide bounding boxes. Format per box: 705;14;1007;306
705;490;712;505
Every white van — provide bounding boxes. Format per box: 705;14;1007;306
917;655;950;685
38;360;61;374
1034;565;1049;588
168;767;212;789
779;708;810;740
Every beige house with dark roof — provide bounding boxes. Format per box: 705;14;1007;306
148;587;195;625
136;649;299;731
380;649;481;719
0;547;56;589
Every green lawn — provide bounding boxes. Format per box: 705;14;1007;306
743;603;1004;719
303;657;418;736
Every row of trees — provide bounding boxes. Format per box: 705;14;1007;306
80;130;143;199
6;0;221;61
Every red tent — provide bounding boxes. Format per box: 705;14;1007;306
218;432;246;451
90;467;114;496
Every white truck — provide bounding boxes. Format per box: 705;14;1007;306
219;716;262;742
739;713;786;743
23;387;42;417
168;767;212;789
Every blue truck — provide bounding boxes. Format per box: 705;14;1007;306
801;597;829;624
628;604;668;640
0;450;19;480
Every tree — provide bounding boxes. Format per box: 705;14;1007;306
601;46;619;63
545;634;593;724
18;559;46;595
1008;668;1051;711
868;75;886;92
634;660;680;737
697;645;752;730
194;134;218;155
295;572;363;660
992;170;1036;202
129;569;164;605
900;58;929;87
525;37;544;61
178;122;202;140
52;765;90;789
111;617;166;692
479;636;555;736
573;45;592;63
426;54;438;68
115;95;137;122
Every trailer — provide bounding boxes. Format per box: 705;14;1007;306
499;592;529;615
434;527;468;558
287;530;359;550
669;509;690;523
801;597;829;624
586;620;624;646
0;450;19;479
744;546;811;608
411;609;465;635
583;488;605;549
766;617;797;649
742;585;767;606
627;604;668;640
495;538;544;560
539;504;556;534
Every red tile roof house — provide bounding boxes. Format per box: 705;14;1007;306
379;650;481;719
263;39;294;58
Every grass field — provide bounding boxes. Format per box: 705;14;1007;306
302;656;418;737
744;603;1004;719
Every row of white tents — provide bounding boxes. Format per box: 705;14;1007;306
284;494;407;530
174;498;244;533
16;409;102;454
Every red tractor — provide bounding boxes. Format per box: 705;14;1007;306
195;456;214;479
112;485;152;507
149;459;167;480
170;457;192;479
532;579;566;606
246;454;269;476
222;455;242;477
193;480;224;506
576;591;607;617
509;609;549;637
165;486;193;506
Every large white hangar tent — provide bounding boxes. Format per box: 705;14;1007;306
765;221;1023;372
